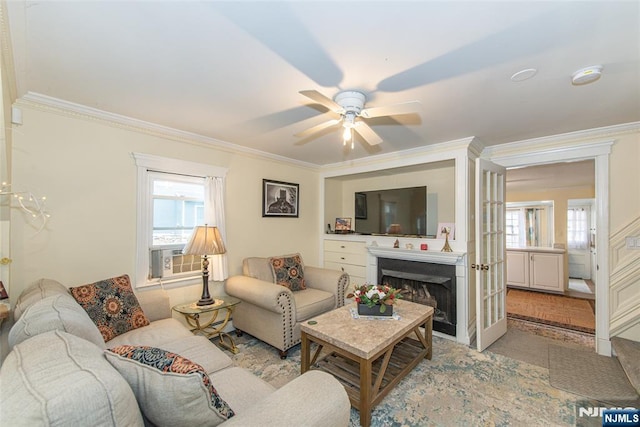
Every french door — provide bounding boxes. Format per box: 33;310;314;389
475;158;507;351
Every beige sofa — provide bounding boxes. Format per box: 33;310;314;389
225;255;349;358
0;278;350;426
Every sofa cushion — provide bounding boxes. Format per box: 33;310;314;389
13;278;69;320
70;274;150;342
270;253;306;291
0;330;143;427
208;366;275;413
109;330;233;374
106;317;193;347
105;345;235;426
293;288;336;321
8;294;106;349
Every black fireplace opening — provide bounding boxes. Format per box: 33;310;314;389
377;257;456;336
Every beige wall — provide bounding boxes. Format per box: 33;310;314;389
609;134;640;229
10;105;320;306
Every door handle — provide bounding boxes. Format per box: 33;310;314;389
0;258;11;265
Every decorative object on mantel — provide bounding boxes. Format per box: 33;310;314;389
183;224;227;306
347;284;404;315
0;281;8;300
0;182;50;230
393;239;400;248
440;226;453;252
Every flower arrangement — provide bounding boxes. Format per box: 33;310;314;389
347;284;403;314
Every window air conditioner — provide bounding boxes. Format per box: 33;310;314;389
150;248;201;279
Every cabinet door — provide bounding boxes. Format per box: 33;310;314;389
530;253;563;292
506;251;529;287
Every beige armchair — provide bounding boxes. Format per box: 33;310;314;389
225;255;349;358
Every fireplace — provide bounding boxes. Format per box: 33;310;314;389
377;257;456;336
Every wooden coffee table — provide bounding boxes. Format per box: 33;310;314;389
301;299;433;427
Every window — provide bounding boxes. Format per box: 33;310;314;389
133;153;227;288
505;209;521;247
150;173;204;246
567;206;589;249
505;201;554;248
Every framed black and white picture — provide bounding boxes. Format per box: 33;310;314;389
262;179;299;217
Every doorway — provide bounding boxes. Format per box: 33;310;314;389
489;140;613;356
506;160;595;334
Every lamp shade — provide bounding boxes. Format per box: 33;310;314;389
182;225;226;256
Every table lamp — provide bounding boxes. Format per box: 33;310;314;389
183;224;226;306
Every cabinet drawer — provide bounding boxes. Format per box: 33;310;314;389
324;240;366;255
324;251;367;266
324;261;366;278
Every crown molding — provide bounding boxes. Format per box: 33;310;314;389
482;122;640;159
320;136;477;176
15;92;320;171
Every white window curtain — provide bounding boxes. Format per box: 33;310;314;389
567;207;588;250
205;176;228;280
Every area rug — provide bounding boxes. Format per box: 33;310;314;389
507;288;595;334
548;344;640;407
229;334;583;426
487;319;596;369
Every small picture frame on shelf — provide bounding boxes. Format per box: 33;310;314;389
437;223;455;239
335;217;352;233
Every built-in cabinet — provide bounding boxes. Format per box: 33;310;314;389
323;239;367;285
506;248;566;293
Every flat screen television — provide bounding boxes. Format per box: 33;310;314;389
354;186;427;236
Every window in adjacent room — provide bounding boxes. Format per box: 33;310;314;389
505;201;553;248
567;206;589;250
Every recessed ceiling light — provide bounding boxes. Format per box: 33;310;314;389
511;68;538;82
572;65;603;85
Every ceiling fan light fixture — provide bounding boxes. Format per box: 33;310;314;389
343;126;352;141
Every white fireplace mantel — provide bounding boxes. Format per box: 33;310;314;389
366;246;465;265
365;244;470;345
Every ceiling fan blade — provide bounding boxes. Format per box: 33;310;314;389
299;90;342;113
360;101;422;119
295;118;341;137
354;122;383;146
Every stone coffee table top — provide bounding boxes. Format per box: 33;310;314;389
301;299;434;359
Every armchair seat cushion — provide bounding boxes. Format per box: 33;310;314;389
294;288;335;322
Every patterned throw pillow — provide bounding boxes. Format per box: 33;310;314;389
105;345;235;425
70;275;149;342
270;254;306;291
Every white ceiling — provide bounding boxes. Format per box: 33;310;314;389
5;1;640;166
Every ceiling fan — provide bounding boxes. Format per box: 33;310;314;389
295;90;421;148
